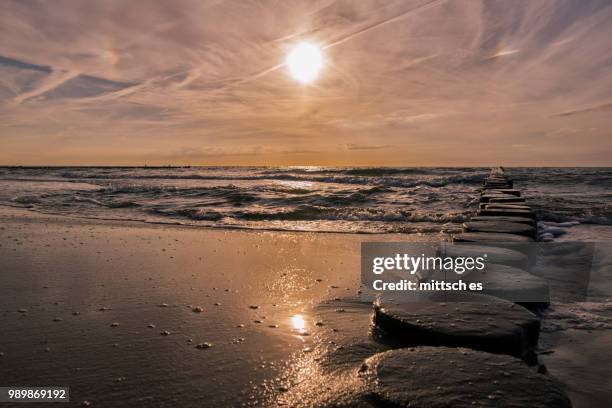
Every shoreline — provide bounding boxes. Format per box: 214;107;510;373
1;206;611;407
0;206;433;407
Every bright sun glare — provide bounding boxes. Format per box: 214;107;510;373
291;314;306;331
286;42;324;84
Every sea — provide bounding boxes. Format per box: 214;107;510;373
0;166;610;239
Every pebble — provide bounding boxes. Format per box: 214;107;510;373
53;317;62;322
192;306;204;313
18;309;28;313
249;305;259;309
147;323;156;328
81;401;92;407
110;322;119;327
196;342;212;349
160;330;171;336
158;303;169;307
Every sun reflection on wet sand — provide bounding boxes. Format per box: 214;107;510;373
291;314;307;333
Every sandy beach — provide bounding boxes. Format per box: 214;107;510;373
1;206;611;407
0;207;436;407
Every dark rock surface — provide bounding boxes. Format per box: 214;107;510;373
463;221;536;238
453;232;535;243
373;292;540;358
360;347;572;408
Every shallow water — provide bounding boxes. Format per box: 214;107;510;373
2;167;609;237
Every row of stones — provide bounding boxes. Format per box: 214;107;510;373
348;168;570;407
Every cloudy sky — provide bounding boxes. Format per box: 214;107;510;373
1;0;611;166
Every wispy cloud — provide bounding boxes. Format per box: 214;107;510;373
1;0;612;165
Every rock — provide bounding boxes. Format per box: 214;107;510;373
195;342;212;349
440;244;529;270
463;221;536;238
477;209;536;219
81;401;92;407
465;264;550;307
470;216;535;226
18;309;28;313
488;197;526;204
482;189;522;196
147;323;156;328
482;203;531;210
453;232;534;243
110;322;119;327
160;330;171;336
480;194;524;203
158;303;169;308
192;306;204;313
480;204;532;212
360;347;571;408
249;305;259;309
53;317;62;322
539;233;554;242
373;292;540;359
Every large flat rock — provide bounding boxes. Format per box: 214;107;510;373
440;244;529;269
480;194;524;203
483;203;531;210
488;197;526;204
465;264;550;306
484;183;513;189
482;188;521;196
477;209;536;219
470;216;535;226
373;292;540;358
463;221;536;238
453;232;535;243
361;347;572;408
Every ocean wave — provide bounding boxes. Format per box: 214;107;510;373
53;170;486;188
154;205;470;224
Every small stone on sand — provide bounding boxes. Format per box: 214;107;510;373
160;330;171;336
158;303;169;307
110;322;119;327
192;306;204;313
249;305;259;309
196;342;212;349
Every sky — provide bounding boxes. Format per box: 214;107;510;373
1;0;612;166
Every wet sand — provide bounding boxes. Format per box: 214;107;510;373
1;207;611;407
0;207;432;407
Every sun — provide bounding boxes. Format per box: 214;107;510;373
285;42;324;84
